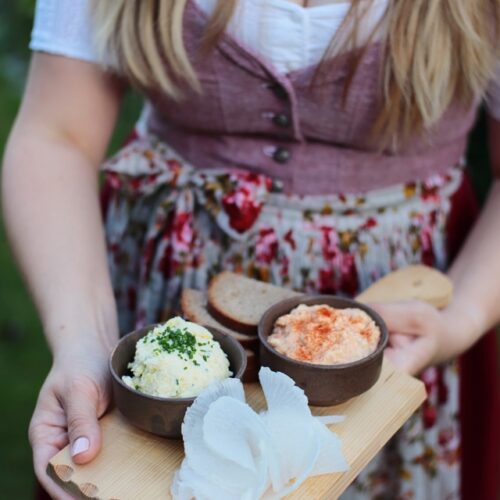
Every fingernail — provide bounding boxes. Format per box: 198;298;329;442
71;437;90;457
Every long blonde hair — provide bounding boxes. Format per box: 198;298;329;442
93;0;499;143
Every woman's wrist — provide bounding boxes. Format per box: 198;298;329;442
440;297;486;359
51;334;116;366
44;293;119;363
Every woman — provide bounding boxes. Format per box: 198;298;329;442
2;0;499;498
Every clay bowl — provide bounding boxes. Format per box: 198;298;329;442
110;325;247;439
258;295;388;406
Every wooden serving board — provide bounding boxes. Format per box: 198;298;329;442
48;359;425;499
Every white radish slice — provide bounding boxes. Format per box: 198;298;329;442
183;377;245;424
182;379;257;492
259;368;348;494
316;415;346;425
259;368;320;492
172;461;251;500
259;367;311;418
268;417;321;498
203;396;273;498
203;396;269;471
260;410;320;494
173;368;350;500
182;377;245;441
311;419;349;475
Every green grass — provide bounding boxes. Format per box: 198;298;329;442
0;73;48;499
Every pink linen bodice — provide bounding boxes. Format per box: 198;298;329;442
144;0;481;195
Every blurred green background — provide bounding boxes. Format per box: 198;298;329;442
0;2;495;499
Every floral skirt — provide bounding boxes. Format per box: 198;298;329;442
102;135;464;499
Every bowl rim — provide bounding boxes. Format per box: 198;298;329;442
109;323;247;403
258;294;388;371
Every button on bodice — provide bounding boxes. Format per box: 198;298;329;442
267;82;288;101
273;147;291;164
272;113;291;128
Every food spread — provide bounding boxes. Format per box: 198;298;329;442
122;317;232;398
268;304;381;365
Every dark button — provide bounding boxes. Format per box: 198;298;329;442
267;82;288;100
272;113;291;128
273;147;291;164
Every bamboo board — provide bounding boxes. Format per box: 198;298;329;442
48;359;426;499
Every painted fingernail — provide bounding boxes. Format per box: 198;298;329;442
71;437;90;457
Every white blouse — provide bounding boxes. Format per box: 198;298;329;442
29;0;387;74
29;0;500;120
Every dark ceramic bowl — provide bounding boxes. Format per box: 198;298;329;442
110;325;247;439
258;295;388;406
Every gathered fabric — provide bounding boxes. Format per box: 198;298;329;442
101;133;463;499
102;134;462;332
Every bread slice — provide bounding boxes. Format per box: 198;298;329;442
207;272;302;335
181;288;259;351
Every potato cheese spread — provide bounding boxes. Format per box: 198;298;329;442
268;304;381;365
122;317;232;398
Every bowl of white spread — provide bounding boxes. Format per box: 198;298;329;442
110;317;247;438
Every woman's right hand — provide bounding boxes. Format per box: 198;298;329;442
29;344;112;499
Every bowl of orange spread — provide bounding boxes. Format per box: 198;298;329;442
258;296;388;406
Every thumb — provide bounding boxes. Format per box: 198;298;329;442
64;379;103;465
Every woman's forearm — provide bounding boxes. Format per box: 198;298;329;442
2;131;119;358
440;117;500;353
446;181;500;351
1;54;123;360
446;114;500;354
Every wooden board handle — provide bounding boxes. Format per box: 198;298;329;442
355;265;453;309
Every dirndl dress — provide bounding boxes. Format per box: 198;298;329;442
100;132;499;499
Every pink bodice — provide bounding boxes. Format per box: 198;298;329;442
144;0;481;195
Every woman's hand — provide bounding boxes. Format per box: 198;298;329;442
29;344;112;499
370;300;475;375
1;53;122;498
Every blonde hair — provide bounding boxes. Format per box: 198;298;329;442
93;0;499;142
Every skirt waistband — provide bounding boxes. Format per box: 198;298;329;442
103;134;464;238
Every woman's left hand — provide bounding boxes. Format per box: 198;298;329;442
369;300;469;376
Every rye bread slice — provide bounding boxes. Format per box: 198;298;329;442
207;272;302;335
180;288;259;352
